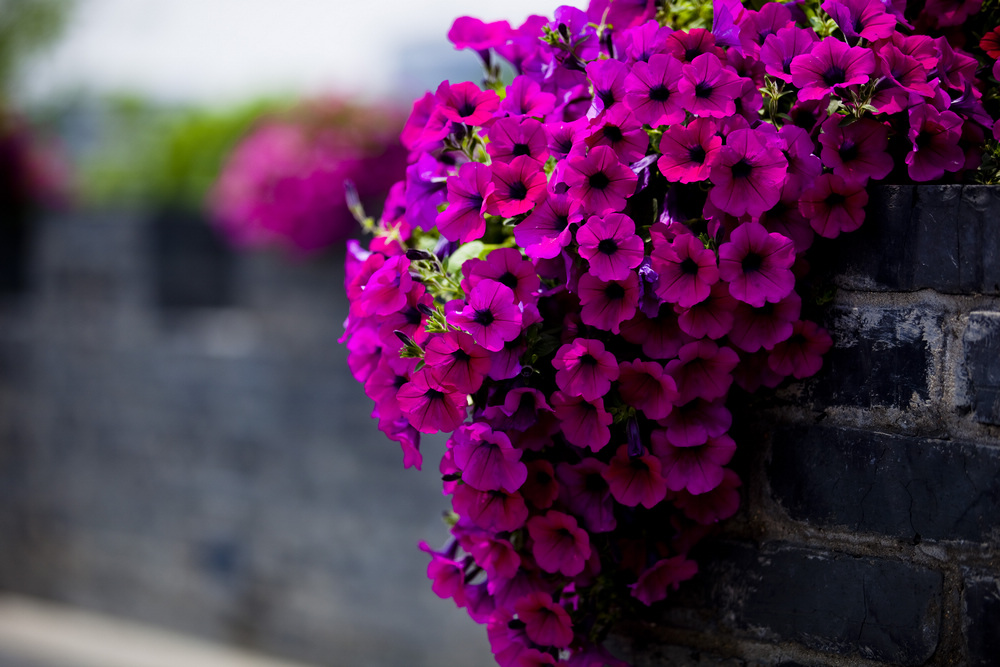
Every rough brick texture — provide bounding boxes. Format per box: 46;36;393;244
822;185;1000;295
615;185;1000;667
964;311;1000;426
769;426;1000;542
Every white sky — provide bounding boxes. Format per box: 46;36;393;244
20;0;579;105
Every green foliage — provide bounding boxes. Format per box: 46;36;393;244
77;95;290;208
0;0;71;98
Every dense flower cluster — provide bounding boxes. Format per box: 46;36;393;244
342;0;998;663
210;99;407;256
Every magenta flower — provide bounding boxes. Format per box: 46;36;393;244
623;53;687;126
527;510;592;577
397;369;468;434
629;555;699;606
790;37;875;101
451;423;528;493
437;161;494;243
822;0;897;43
666;28;724;63
728;291;802;353
620;305;693;360
905;103;965;181
553;338;619;401
419;541;468;607
678;53;746;118
556;459;616;532
768;319;834;379
675;281;737;340
435;80;501;126
658;118;722;184
451;279;523;352
576;212;645;281
760;26;818;83
464;247;541;305
666;340;739;404
564;146;638;215
486;155;548;217
652;429;736;494
617;359;678;420
521;459;559;509
500;75;556;118
717;222;795;307
514;593;574;648
660;397;731;447
799;173;869;239
651;233;720;308
452;484;529;532
602;444;668;509
708;128;787;218
673;468;742;524
578;272;640;334
487;116;550;164
584;106;649;165
468;535;521;581
818;117;893;183
586;58;630;115
551;391;612;452
514;191;582;260
778;124;824;198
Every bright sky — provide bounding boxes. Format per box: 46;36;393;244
20;0;580;105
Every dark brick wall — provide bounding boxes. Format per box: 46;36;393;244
0;210;494;667
615;186;1000;667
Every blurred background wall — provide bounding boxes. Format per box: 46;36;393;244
0;1;566;665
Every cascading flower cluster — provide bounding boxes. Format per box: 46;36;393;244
210;99;407;256
341;0;998;663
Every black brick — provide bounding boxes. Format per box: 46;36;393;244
769;425;1000;542
964;311;1000;426
964;574;1000;667
807;306;935;409
688;541;942;665
821;185;1000;295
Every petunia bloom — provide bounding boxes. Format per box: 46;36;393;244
717;222;795;307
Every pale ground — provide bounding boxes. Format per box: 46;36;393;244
0;595;318;667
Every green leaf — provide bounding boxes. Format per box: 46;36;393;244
446;241;486;273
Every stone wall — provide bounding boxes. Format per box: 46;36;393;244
614;186;1000;666
0;209;494;666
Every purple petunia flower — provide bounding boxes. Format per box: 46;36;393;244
760;26;818;83
678;53;747;119
527;510;592;577
768;320;834;379
397;368;468;434
708;128;787;218
623;53;687;126
451;279;523;352
486;155;548;217
586;58;631;117
437;161;494;243
658;118;722;184
553;338;620;401
578;272;640;334
451;422;528;493
576;212;645;281
651;232;720;308
818;117;893;183
822;0;897;43
629;554;699;606
717;221;795;307
487;116;550;164
435;80;501;126
551;391;612;452
514;190;582;259
905;103;965;181
603;444;668;509
790;37;875;101
799;173;869;238
666;340;740;404
514;592;574;648
564;145;638;215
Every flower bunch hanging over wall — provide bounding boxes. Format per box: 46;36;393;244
210;99;407;256
341;0;999;663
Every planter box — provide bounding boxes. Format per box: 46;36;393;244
613;185;1000;667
